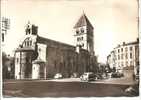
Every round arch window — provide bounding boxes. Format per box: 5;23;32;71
76;30;79;34
81;28;84;33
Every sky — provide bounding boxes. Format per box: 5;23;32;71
1;0;139;63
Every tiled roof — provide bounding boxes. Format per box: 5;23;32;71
37;36;89;53
15;47;34;52
74;13;93;29
37;36;75;50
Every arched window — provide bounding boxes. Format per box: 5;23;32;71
27;41;29;46
125;47;128;52
77;37;79;41
26;25;31;35
2;33;4;42
130;53;132;59
76;30;79;35
130;47;132;51
24;42;27;47
22;37;33;47
81;28;84;33
30;41;32;46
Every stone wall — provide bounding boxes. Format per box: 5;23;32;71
37;36;94;78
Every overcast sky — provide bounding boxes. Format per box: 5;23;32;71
1;0;138;63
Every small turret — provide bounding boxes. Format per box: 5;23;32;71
25;22;38;35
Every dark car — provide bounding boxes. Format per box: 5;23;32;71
135;74;139;81
80;72;101;82
125;84;139;96
95;73;103;80
111;72;124;78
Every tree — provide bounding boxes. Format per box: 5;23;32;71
2;52;8;79
2;52;15;79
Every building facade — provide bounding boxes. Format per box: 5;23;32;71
1;17;12;79
1;17;10;47
14;14;97;79
107;39;139;77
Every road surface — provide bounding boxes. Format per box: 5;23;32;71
3;78;139;97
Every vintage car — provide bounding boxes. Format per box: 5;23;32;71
80;72;100;82
111;72;124;78
54;73;63;79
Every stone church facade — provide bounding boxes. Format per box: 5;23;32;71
14;13;97;79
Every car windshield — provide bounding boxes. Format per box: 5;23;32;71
84;73;87;75
56;73;61;75
89;74;95;77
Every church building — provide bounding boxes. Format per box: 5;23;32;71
14;13;97;79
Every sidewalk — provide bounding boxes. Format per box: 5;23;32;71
47;77;138;85
3;77;138;85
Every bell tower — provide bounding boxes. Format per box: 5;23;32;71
74;13;94;55
25;21;38;35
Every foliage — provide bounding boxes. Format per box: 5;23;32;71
2;52;15;79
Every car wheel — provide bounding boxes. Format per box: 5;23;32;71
80;78;83;81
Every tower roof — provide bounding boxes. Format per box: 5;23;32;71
74;13;93;29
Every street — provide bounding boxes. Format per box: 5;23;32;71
3;78;139;97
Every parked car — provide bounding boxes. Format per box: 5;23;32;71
54;73;63;79
95;73;103;79
125;84;139;96
80;72;99;82
71;73;78;78
135;74;139;81
111;72;124;78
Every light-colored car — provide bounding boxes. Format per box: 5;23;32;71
54;73;63;79
80;72;96;81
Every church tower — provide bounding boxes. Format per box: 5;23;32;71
74;13;94;55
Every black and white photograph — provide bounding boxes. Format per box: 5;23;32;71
0;0;140;99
